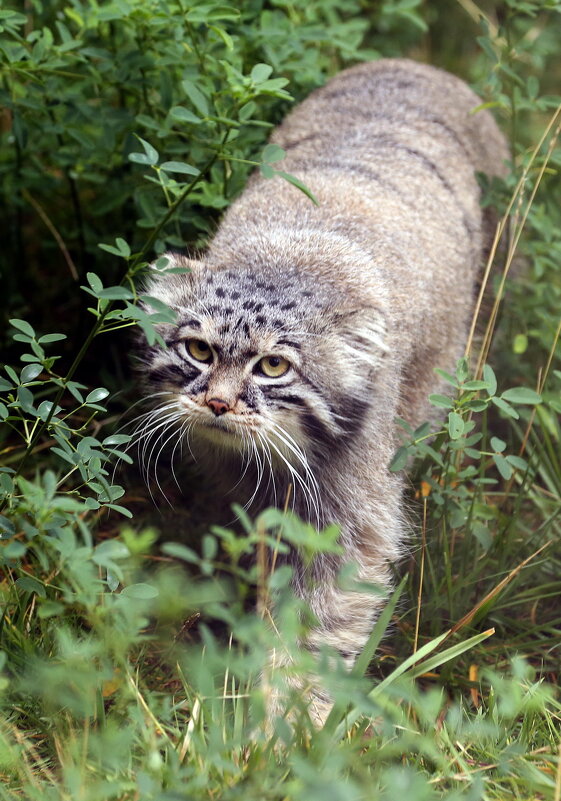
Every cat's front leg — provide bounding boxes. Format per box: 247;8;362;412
265;526;400;726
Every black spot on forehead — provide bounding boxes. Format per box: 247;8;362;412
215;287;226;297
281;302;296;311
180;317;202;329
231;291;241;300
255;315;266;325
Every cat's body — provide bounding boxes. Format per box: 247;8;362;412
140;59;508;722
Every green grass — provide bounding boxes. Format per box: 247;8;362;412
1;1;561;799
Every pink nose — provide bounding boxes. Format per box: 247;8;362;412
207;397;230;416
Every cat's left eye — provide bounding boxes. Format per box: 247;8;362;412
186;339;213;363
256;355;290;378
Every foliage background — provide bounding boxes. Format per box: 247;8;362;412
1;1;561;799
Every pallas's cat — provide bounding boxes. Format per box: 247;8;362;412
138;59;508;722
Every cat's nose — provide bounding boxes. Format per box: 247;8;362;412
207;397;230;416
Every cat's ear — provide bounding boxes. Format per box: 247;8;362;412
142;252;203;306
322;306;389;372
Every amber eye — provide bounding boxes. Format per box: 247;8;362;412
187;339;212;363
256;355;290;378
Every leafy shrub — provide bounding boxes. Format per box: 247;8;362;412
1;1;561;799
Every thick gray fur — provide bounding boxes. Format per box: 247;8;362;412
139;59;509;723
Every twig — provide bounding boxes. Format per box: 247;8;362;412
22;188;79;280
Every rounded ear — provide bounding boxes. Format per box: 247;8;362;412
316;306;389;372
142;252;204;308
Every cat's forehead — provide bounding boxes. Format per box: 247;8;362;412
172;266;323;356
197;266;322;309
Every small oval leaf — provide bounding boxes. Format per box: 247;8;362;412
448;412;464;440
10;319;35;337
20;364;43;383
501;387;542;405
86;387;110;404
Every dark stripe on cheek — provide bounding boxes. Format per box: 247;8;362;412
302;411;335;445
340;396;370;441
239;387;258;410
274;394;307;408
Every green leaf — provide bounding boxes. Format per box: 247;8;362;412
38;333;66;344
428;393;453;409
276;170;319;205
462;380;490;390
260;163;275;179
86;388;109;404
0;516;16;537
434;368;459;388
96;287;135;300
262;143;285;164
493;453;513;480
491;396;519;420
37;401;56;420
501;387;542;405
105;504;133;518
10;319;35;338
181;79;209;116
209;24;233;50
482;364;497;396
20;364;42;383
17;387;35;414
389;446;409;472
135;136;159;165
251;63;273;84
405;629;495;681
186;4;239;22
490;436;506;453
513;333;528;354
506;455;528;471
169;106;202;125
0;378;12;391
87;272;104;292
103;434;132;446
4;541;27;559
115;237;131;258
159;161;200;176
15;576;46;598
93;540;130;563
455;357;469;383
448;412;464;440
161;541;199;564
5;366;19;386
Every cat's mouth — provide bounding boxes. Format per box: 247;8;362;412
191;409;260;440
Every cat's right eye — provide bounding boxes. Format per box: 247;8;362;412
186;338;213;363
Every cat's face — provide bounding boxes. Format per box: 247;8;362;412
138;256;387;481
